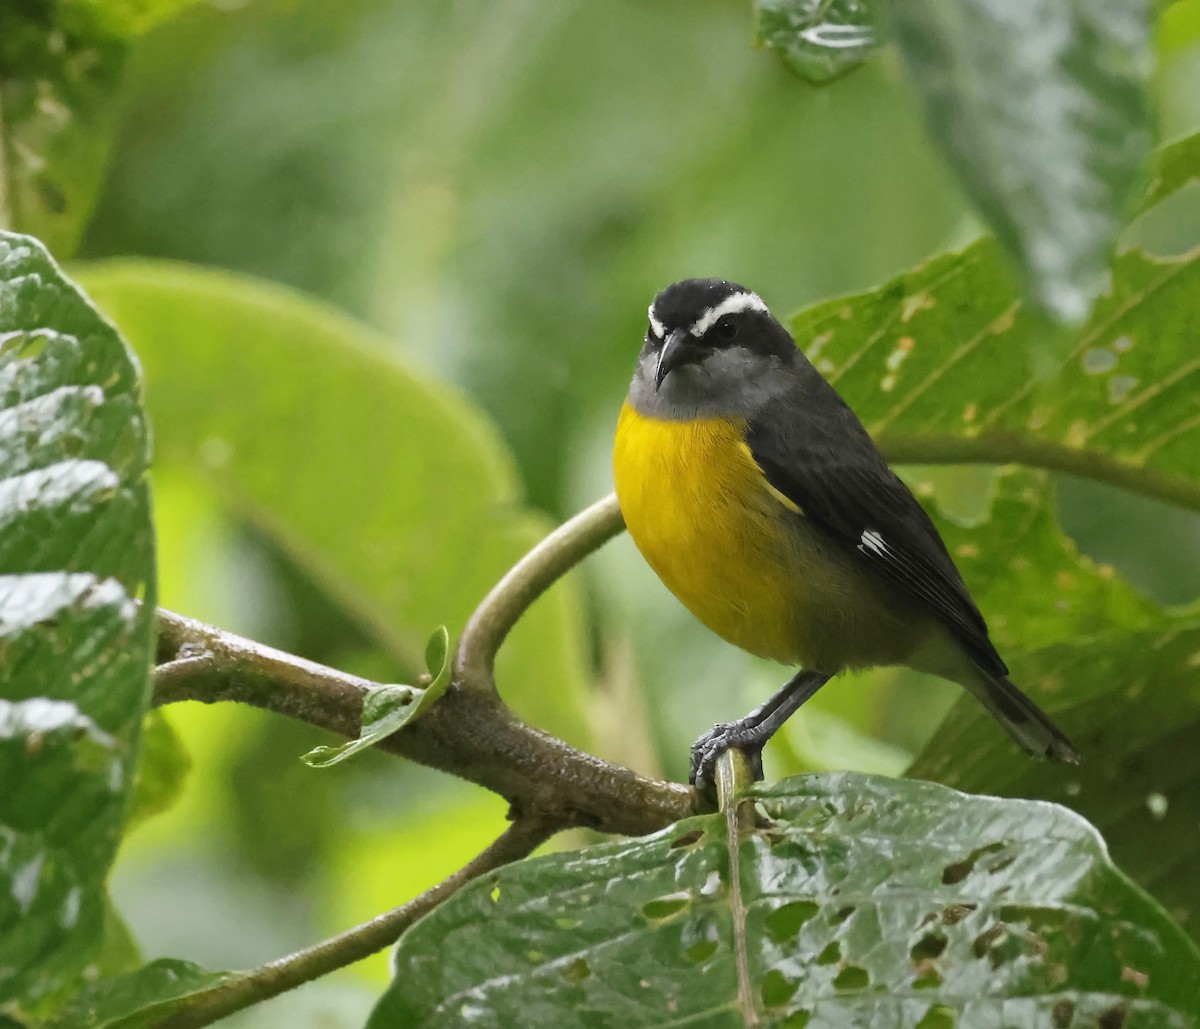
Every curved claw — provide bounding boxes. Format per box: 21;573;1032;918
689;722;766;800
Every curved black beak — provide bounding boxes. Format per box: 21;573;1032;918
654;329;700;391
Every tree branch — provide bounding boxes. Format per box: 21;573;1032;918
148;494;686;1025
153;818;555;1029
454;492;625;690
155;608;692;839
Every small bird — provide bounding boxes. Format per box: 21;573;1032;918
613;278;1079;794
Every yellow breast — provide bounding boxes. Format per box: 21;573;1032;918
613;401;803;663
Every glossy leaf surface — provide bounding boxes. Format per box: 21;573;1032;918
0;231;155;1005
371;773;1200;1027
887;0;1153;321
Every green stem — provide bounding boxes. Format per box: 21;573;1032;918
878;431;1200;512
454;492;625;690
718;749;758;1027
152;819;553;1029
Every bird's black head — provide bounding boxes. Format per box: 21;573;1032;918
643;278;795;394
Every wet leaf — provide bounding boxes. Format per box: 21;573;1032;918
0;231;155;1006
370;773;1200;1027
776;164;1200;938
886;0;1153;321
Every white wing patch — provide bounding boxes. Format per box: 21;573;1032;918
859;529;888;557
648;305;667;341
687;291;768;337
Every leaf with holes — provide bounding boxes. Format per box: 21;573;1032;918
910;620;1200;947
884;0;1153;321
0;231;155;1008
368;773;1200;1027
790;240;1200;513
754;0;879;84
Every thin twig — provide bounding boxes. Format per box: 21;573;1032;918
454;492;625;690
152;819;555;1029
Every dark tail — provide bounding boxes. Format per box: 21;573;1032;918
966;664;1080;764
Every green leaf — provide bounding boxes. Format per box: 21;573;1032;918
919;469;1158;656
49;959;230;1029
75;260;592;745
0;0;208;256
754;0;879;84
1140;129;1200;214
301;686;418;769
302;625;454;768
781;227;1200;936
370;773;1200;1027
0;232;155;1005
125;710;190;832
789;240;1200;512
910;622;1200;944
885;0;1154;321
409;623;454;721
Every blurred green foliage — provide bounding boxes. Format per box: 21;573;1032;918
2;0;1200;1025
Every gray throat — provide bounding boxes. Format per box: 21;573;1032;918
627;347;796;422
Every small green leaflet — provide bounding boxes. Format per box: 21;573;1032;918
301;627;452;768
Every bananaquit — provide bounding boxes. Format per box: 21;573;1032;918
613;278;1080;792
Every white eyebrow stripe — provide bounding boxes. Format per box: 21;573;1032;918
687;291;769;337
648;305;667;340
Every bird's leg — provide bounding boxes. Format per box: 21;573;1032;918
689;668;832;798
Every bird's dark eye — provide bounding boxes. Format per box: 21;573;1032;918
715;317;738;341
646;321;658;343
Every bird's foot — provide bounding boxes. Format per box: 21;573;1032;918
689;721;766;801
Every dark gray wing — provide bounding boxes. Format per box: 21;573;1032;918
745;365;1007;676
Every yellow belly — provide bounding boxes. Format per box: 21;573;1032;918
613;402;805;662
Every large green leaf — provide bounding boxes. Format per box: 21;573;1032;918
905;468;1200;940
790;240;1200;511
0;0;208;257
910;623;1200;945
782;220;1200;934
370;773;1200;1027
75;260;592;744
0;232;155;1007
885;0;1153;321
921;469;1158;657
